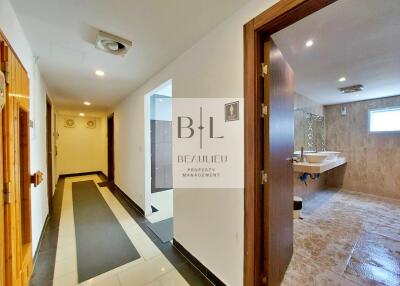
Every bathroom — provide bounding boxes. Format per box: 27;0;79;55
271;0;400;285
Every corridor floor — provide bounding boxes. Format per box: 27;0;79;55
282;189;400;286
30;175;214;286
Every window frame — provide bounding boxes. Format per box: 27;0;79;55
368;106;400;134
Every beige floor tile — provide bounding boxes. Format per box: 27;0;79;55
158;270;189;286
80;275;122;286
285;189;400;285
344;232;400;286
118;255;174;286
282;253;359;286
52;272;78;286
54;257;77;279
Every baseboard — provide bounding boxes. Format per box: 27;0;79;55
59;171;103;178
98;171;108;182
32;214;50;267
172;239;226;286
112;184;145;216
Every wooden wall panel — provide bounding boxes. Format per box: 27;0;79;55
1;32;32;286
0;38;6;286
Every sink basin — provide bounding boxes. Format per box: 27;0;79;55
318;151;341;160
293;150;316;157
304;153;328;163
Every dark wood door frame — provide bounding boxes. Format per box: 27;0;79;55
107;114;114;182
243;1;336;285
46;97;53;210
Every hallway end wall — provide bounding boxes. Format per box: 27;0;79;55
56;113;107;176
1;0;52;255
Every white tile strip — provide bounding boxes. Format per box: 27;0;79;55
52;175;188;286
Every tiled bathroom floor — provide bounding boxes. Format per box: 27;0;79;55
282;189;400;286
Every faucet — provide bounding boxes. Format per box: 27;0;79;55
300;147;304;162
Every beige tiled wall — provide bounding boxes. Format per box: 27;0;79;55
325;95;400;199
294;93;325;151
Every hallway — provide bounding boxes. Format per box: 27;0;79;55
30;175;214;286
1;0;400;285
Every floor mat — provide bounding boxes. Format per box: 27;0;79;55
72;180;140;282
145;218;173;243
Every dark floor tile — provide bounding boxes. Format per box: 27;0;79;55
38;228;59;251
177;262;214;286
141;224;161;242
206;269;226;286
45;218;60;231
30;248;57;285
158;242;188;268
30;178;65;286
30;279;53;286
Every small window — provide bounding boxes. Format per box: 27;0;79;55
369;107;400;133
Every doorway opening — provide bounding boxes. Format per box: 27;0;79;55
107;114;114;182
244;1;336;286
46;97;53;210
245;1;400;285
18;108;31;250
144;79;173;243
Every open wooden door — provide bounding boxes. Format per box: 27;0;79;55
107;114;114;181
262;38;294;286
46;98;53;210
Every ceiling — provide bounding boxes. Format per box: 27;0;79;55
272;0;400;105
10;0;249;111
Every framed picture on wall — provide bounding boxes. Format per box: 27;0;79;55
86;118;96;129
64;118;75;128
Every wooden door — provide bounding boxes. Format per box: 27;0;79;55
46;98;53;210
262;38;294;286
0;41;5;286
107;115;114;181
1;36;32;286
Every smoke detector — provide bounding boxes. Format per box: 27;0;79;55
95;31;132;56
338;84;364;94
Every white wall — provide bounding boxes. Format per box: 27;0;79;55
56;113;107;176
113;0;278;285
1;0;52;255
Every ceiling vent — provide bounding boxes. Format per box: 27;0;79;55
95;31;132;56
338;84;364;94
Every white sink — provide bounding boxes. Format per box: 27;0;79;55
318;151;341;160
304;153;328;163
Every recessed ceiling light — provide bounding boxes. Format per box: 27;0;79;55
79;113;85;116
84;101;91;106
95;70;105;77
305;40;314;47
338;77;347;82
